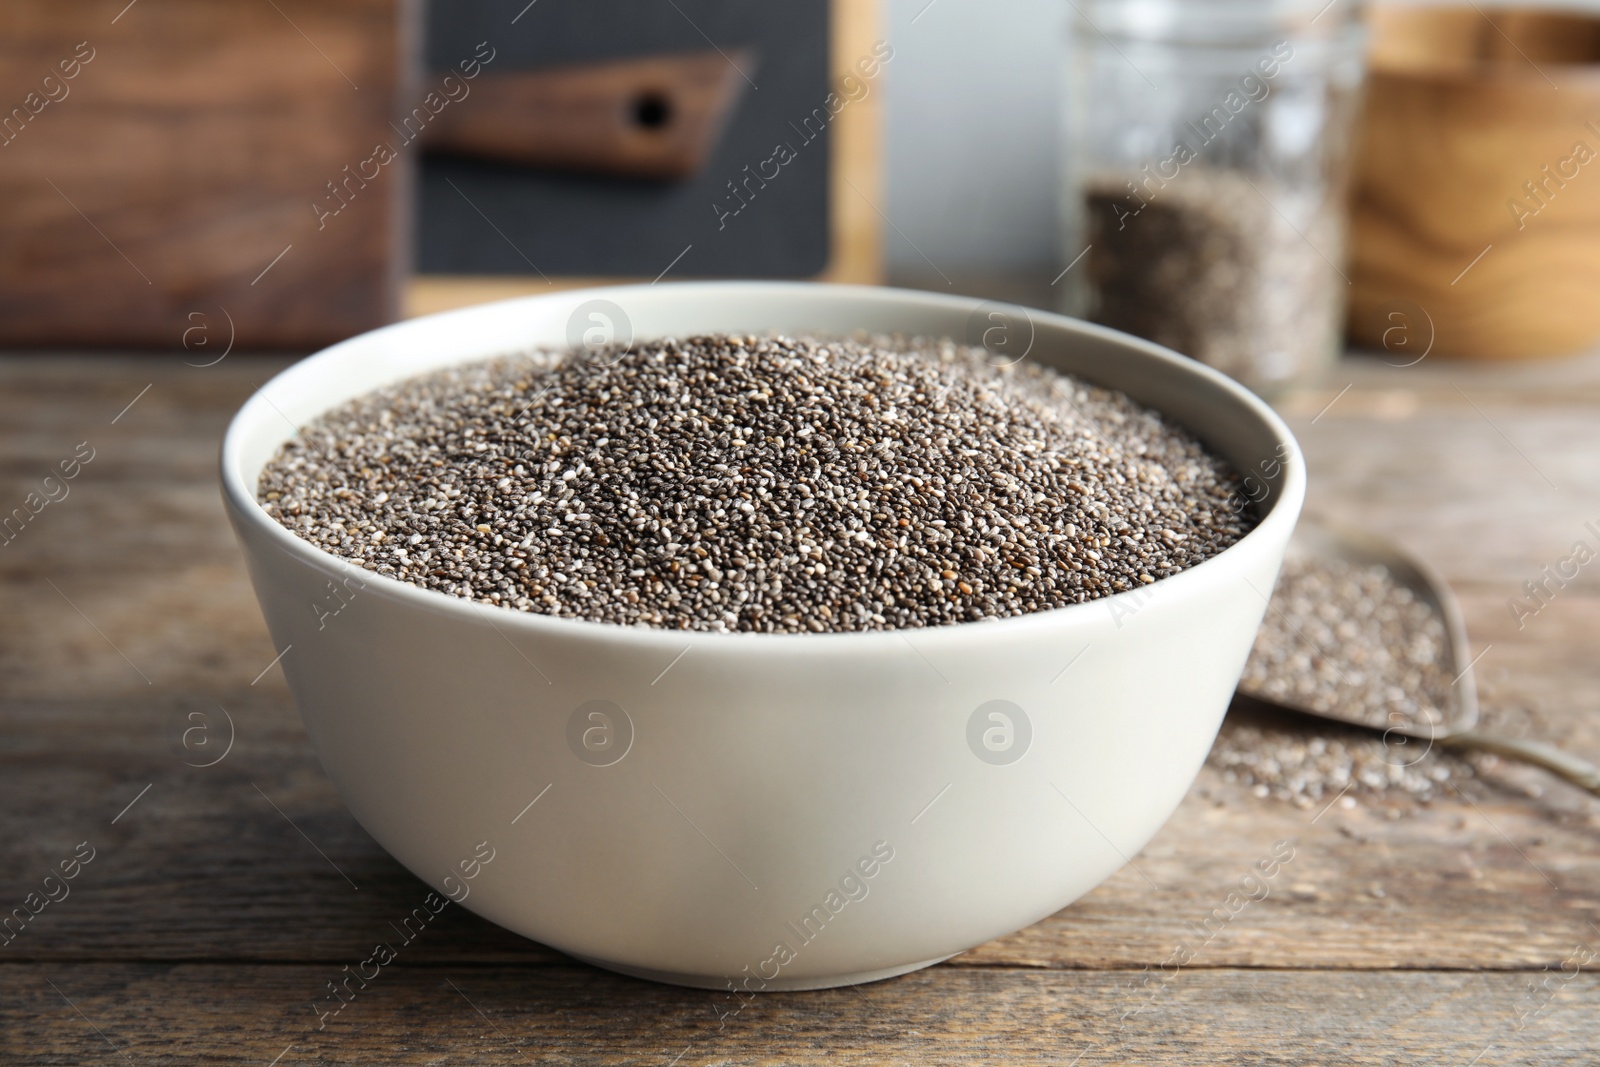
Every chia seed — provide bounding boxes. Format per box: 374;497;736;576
1214;553;1473;805
1082;169;1344;391
1241;554;1456;734
257;333;1256;633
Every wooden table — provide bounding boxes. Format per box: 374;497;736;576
2;346;1597;1065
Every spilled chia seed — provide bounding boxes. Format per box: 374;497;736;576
1209;554;1475;807
258;333;1257;633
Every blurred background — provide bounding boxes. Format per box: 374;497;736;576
5;0;1600;389
886;0;1598;286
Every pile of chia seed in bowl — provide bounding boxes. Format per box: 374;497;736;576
257;333;1258;633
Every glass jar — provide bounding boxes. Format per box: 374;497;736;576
1061;0;1368;394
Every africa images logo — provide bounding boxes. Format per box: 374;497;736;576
967;700;1032;765
567;699;634;767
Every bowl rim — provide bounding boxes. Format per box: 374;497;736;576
220;280;1305;651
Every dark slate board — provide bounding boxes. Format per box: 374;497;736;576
419;0;831;277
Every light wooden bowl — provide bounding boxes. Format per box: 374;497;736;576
1347;6;1600;360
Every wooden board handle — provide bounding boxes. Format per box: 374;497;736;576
420;49;754;181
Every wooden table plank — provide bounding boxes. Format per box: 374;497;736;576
3;964;1594;1066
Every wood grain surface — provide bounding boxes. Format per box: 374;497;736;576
0;0;412;349
6;965;1595;1065
1;346;1597;1064
1347;6;1600;360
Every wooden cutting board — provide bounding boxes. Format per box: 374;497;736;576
0;0;415;349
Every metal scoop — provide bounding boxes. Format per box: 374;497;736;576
1235;516;1600;797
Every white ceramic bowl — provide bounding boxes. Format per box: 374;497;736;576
221;282;1303;991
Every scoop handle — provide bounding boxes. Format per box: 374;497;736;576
1440;730;1600;796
